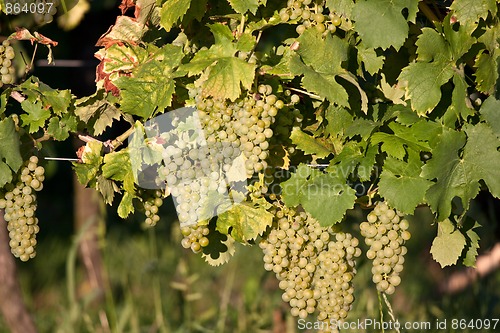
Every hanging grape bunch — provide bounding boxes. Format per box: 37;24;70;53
196;84;284;178
260;198;361;325
360;201;411;295
0;40;16;87
180;223;210;254
279;0;344;36
142;190;163;227
153;85;285;226
0;156;45;262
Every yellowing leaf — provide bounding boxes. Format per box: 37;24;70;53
160;0;191;32
202;57;255;101
216;201;273;243
430;219;466;267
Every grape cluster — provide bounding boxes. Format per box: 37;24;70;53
143;190;163;227
279;0;343;36
157;126;242;226
153;86;283;226
359;201;411;295
259;202;360;325
196;85;283;178
0;40;16;87
180;223;210;253
0;156;44;262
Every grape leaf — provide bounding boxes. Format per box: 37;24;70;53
20;100;51;133
227;0;260;14
474;49;499;95
115;45;183;118
357;45;384;75
282;165;356;226
430;218;466;267
94;105;121;136
37;84;72;116
117;192;135;218
370;122;430;160
202;57;256;101
398;62;454;115
324;105;353;138
399;20;475;115
463;224;480;267
462;123;500;199
345;118;379;139
73;141;103;187
216;200;273;243
352;0;418;50
443;72;474;126
281;164;315;207
96;15;147;46
327;0;354;17
300;173;356;226
450;0;497;23
379;74;407;106
290;127;333;158
96;174;118;205
0;93;7;115
181;24;256;101
414;28;450;63
480;96;500;136
290;30;350;107
420;129;470;220
99;44;150;75
326;142;376;181
47;114;78;141
159;0;191;32
201;234;236;267
421;124;500;220
0;163;12;189
378;153;432;214
102;150;136;193
0;118;23;187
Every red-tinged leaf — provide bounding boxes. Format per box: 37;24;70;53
10;28;58;46
96;16;146;47
119;0;135;14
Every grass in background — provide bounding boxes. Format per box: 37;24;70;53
1;203;499;333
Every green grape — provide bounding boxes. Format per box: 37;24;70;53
331;15;342;26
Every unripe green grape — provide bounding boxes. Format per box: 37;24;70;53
331;15;342;26
296;25;306;34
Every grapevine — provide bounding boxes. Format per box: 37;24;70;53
0;0;499;330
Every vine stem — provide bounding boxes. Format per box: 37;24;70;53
377;290;385;333
238;14;245;36
109;125;135;150
418;1;440;25
383;293;400;333
10;91;25;103
287;87;322;100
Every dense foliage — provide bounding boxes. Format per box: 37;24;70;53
1;0;499;330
